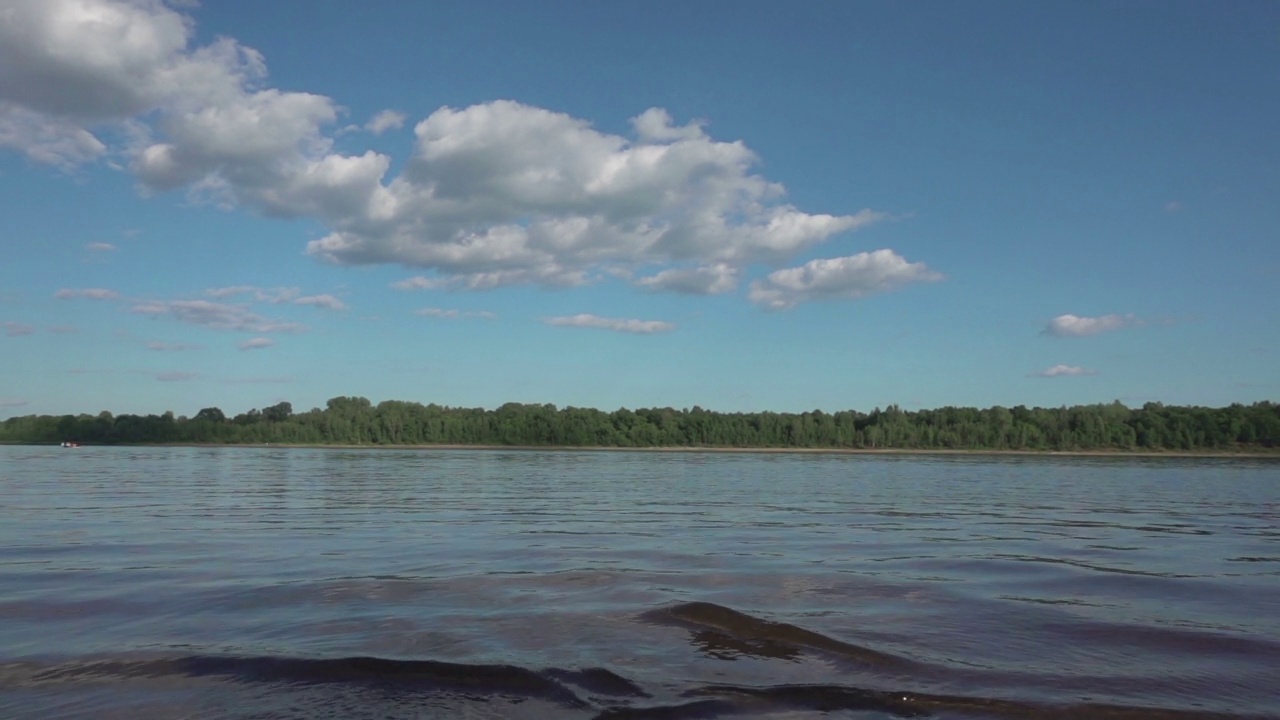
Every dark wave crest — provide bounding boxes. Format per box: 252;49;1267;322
6;602;1269;719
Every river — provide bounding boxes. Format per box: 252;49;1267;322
1;446;1277;719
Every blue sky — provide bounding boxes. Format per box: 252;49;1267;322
1;0;1277;419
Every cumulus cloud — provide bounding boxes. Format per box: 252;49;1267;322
636;263;739;295
237;336;274;350
85;242;117;252
542;313;674;334
748;250;943;310
365;109;406;134
55;287;120;300
413;307;496;319
3;321;35;336
304;100;883;288
130;299;305;333
0;0;922;305
0;397;29;408
1043;313;1140;337
1030;364;1098;378
292;293;347;311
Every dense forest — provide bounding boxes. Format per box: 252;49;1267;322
2;398;1278;452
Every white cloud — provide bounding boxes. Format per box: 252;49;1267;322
3;321;35;336
0;0;911;304
237;336;274;350
48;325;78;334
1030;364;1098;378
1043;313;1140;337
205;285;299;303
1165;201;1181;213
304;100;883;288
542;313;674;334
85;242;117;252
206;286;343;309
748;250;943;310
130;299;305;333
292;293;347;311
365;109;406;134
636;263;738;295
392;276;447;291
146;341;202;351
413;307;496;320
0;397;29;408
0;104;107;167
54;287;120;300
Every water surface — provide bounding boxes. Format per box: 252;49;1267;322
1;446;1277;718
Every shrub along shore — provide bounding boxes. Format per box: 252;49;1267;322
3;398;1278;453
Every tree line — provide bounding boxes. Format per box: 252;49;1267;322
2;397;1278;452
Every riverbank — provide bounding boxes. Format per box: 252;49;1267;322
17;441;1279;458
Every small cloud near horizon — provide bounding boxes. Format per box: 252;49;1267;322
147;341;203;351
3;321;35;336
1030;364;1099;378
238;337;275;351
55;288;120;300
1043;313;1141;337
542;314;675;334
414;307;497;320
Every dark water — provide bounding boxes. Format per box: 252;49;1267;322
1;446;1278;719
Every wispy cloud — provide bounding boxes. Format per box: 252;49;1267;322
413;307;497;320
207;286;344;310
1029;364;1099;378
225;375;295;384
392;276;447;291
365;109;406;134
205;286;300;304
293;294;347;311
0;397;29;408
131;300;305;333
542;314;674;334
1043;314;1141;337
55;288;120;300
85;242;117;252
3;321;35;337
748;250;943;310
636;264;739;295
47;325;78;334
1164;201;1181;213
237;337;275;351
146;341;204;351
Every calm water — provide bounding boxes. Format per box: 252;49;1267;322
1;446;1277;719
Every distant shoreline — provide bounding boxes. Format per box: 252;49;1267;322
14;441;1279;458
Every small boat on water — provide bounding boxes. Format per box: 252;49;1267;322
60;442;79;448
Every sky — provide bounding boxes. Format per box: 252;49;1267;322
1;0;1278;419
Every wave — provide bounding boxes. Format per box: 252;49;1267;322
5;602;1268;719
